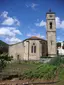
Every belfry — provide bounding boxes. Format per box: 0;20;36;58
46;10;57;57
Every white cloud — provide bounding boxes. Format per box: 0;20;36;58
2;17;15;26
2;17;20;26
12;29;21;35
35;17;64;29
56;17;64;29
1;11;8;18
35;20;46;27
0;27;22;44
0;11;22;44
14;18;20;26
5;37;21;44
26;3;38;10
0;27;22;37
56;17;61;28
1;11;20;26
36;34;45;38
26;33;45;39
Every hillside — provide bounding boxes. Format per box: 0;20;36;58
0;40;8;46
0;40;8;54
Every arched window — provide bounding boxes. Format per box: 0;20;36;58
31;43;36;53
50;22;52;29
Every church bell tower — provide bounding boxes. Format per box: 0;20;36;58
46;10;57;57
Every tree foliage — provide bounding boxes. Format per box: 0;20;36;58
0;53;13;72
0;40;8;54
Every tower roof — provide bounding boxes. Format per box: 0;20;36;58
46;9;55;14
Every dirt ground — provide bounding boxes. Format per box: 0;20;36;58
0;79;58;85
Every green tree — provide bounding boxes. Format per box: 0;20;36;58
0;53;13;72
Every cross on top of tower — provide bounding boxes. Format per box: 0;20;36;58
46;9;55;14
49;9;52;12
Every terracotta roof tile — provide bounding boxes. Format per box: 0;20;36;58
23;36;46;41
29;36;42;39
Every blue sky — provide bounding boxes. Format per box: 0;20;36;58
0;0;64;44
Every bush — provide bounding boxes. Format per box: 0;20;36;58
22;70;33;79
0;53;13;72
49;56;64;66
21;64;57;80
36;64;57;79
49;56;61;66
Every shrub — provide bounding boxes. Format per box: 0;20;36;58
0;53;13;72
21;64;57;80
49;56;61;66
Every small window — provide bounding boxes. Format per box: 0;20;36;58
50;22;52;29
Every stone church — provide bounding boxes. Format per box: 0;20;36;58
9;10;57;60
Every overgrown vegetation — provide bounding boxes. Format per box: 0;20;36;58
0;56;64;82
0;53;13;72
49;56;64;66
21;64;57;80
20;56;64;80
